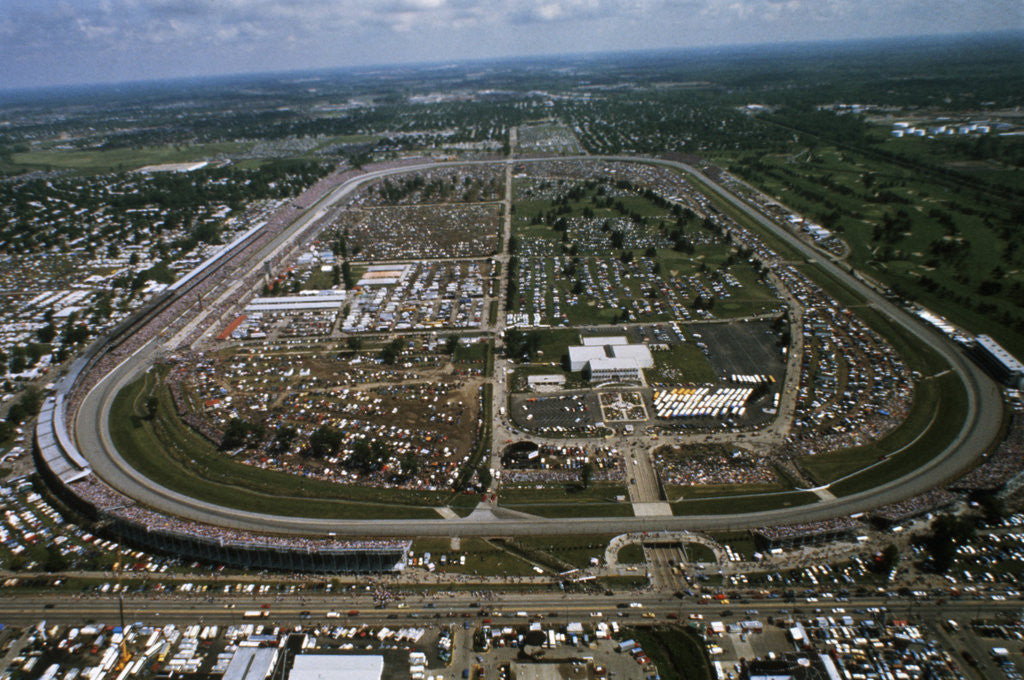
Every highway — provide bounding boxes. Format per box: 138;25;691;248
70;155;1003;538
0;592;1019;628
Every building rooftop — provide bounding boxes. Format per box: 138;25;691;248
289;654;383;680
977;334;1024;373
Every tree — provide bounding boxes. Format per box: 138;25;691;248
580;462;594;490
403;451;420;479
144;396;159;420
445;335;459;355
976;494;1006;525
380;338;404;365
477;466;492;489
37;323;56;344
342;261;354;289
871;544;900;574
220;418;253;450
350;438;374;471
44;546;68;573
308;425;343;458
273;425;297;453
922;514;975;573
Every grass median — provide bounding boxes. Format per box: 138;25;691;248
498;482;633;517
671;490;818;516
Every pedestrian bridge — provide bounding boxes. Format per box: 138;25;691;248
605;531;726;566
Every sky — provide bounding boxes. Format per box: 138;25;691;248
1;0;1021;90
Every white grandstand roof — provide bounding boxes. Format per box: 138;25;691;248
245;301;342;312
977;334;1024;373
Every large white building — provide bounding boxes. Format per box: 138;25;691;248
289;655;383;680
587;357;643;382
568;337;653;382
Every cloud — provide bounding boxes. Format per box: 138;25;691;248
510;0;625;24
0;0;1017;89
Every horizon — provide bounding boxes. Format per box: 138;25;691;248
2;28;1022;100
1;0;1021;92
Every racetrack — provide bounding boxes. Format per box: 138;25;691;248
72;155;1003;538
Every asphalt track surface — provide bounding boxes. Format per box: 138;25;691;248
74;156;1003;538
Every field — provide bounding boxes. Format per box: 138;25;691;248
498;483;633;517
4;134;381;174
109;368;479;518
672;162;985;498
409;537;539;577
670;490;819;516
627;627;713;680
7;142;252;173
331;203;502;261
515;123;583;155
716;141;1024;357
508;175;782;327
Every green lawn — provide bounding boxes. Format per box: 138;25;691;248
627;627;713;680
646;341;716;385
516;534;617;569
665;483;792;501
453;340;490;365
11;141;252;173
671;491;818;516
617;544;646;564
798;370;967;495
498;483;633;517
711;144;1024;358
409;537;538;577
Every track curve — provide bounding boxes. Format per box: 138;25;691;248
74;156;1002;537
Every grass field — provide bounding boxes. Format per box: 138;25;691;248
516;534;617;569
409;537;538;577
498;483;633;517
645;342;717;384
713;144;1024;358
706;531;758;560
109;368;477;519
617;543;646;564
627;627;713;680
666;482;793;501
827;374;972;497
10;142;252;173
673;162;990;498
671;490;818;516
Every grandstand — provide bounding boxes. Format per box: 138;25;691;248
30;194;411;574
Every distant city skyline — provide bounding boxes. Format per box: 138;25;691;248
1;0;1021;91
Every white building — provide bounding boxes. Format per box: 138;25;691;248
588;357;643;382
581;335;629;346
567;338;653;382
289;655;383;680
568;345;609;371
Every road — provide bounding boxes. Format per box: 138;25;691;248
70;155;1003;538
0;592;1019;628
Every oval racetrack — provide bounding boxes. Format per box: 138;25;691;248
73;156;1003;537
